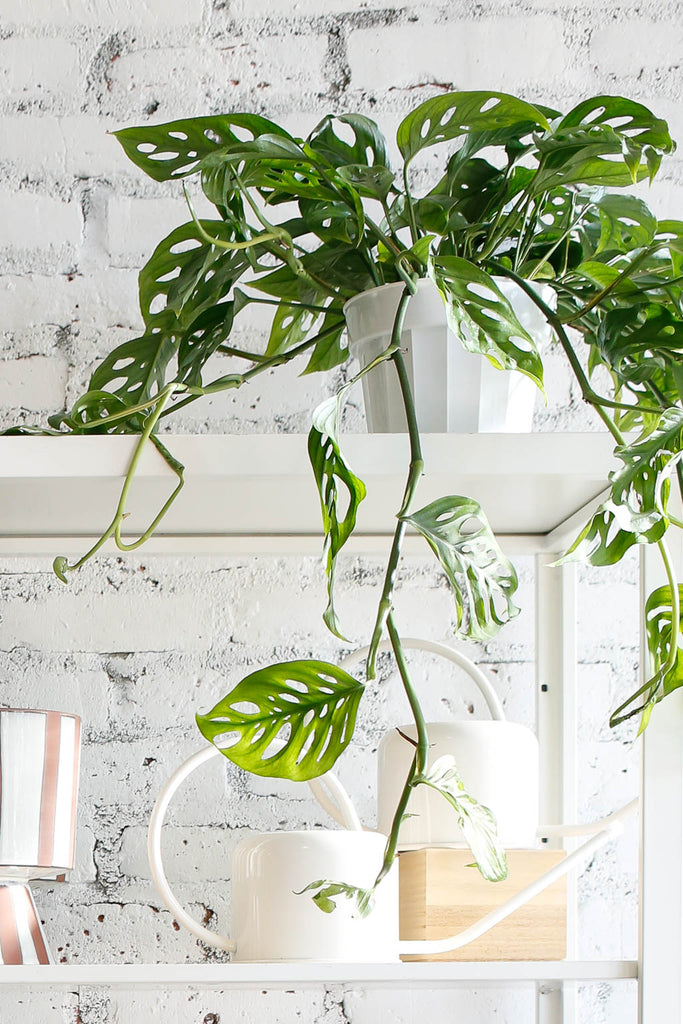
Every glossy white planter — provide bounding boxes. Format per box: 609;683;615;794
377;720;540;849
343;278;554;433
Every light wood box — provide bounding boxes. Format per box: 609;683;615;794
399;848;567;961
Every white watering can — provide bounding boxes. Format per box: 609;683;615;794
149;638;637;962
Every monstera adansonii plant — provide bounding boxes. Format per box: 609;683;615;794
9;89;683;912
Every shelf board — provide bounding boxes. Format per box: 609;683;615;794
0;433;615;550
0;960;638;989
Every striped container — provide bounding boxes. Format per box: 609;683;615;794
0;709;81;965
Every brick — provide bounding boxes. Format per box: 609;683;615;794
0;192;81;249
0;270;139;330
0;354;68;411
230;0;374;12
0;0;205;28
348;16;567;93
590;18;683;76
0;37;80;103
107;196;186;261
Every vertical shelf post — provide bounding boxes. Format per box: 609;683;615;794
639;540;683;1024
535;556;578;1024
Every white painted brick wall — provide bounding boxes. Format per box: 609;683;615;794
0;1;679;1020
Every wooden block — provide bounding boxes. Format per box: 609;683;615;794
399;848;567;962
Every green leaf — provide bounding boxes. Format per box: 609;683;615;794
416;755;508;881
301;314;348;375
594;195;657;254
307;113;390;170
402;495;519;643
337;164;395;200
397;91;550;163
558;95;675;155
265;300;324;359
113;114;296;182
89;325;179;409
176;301;238;387
138;220;250;330
430;257;544;389
196;659;364;781
296;879;375;917
609;409;683;536
309;395;367;639
558;502;642;567
53;556;69;584
611;585;683;727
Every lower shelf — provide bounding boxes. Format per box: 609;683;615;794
0;961;638;989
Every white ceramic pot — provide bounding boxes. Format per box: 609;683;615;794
337;639;539;850
343;277;555;433
148;745;400;963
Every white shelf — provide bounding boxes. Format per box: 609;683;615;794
0;961;638;989
0;433;615;552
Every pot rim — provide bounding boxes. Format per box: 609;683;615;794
0;707;81;721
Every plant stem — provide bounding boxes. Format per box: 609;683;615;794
366;286;422;680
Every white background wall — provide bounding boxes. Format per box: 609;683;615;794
0;0;680;1020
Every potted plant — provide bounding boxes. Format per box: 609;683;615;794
9;89;683;912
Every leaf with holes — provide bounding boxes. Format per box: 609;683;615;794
608;409;683;536
176;299;243;387
309;395;367;639
265;302;324;359
88;323;179;409
113;114;296;182
402;496;519;643
397;91;550;163
596;304;683;389
337;164;395;201
558;95;674;156
416;756;508;881
196;660;365;781
430;256;544;389
139;220;250;330
558;501;644;568
595;195;657;254
61;389;143;434
611;585;683;729
307;113;390;170
301;312;348;375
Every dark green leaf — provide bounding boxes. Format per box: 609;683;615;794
609;409;683;535
558;95;675;155
416;755;508;881
307;113;390;170
337;164;395;200
430;257;544;389
302;313;348;374
113;114;296;182
196;659;364;781
309;395;367;638
397;91;550;163
89;325;179;408
402;495;519;643
595;195;657;254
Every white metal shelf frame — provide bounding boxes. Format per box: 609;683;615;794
0;434;671;1023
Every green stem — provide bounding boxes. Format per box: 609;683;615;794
54;384;184;577
402;164;419;246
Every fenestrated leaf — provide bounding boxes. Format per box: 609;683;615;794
139;220;250;330
309;395;367;638
302;312;348;374
611;585;683;728
306;113;390;170
89;321;179;409
265;300;324;358
595;195;657;254
608;409;683;536
337;164;395;201
176;300;239;387
430;257;544;389
416;755;508;881
196;659;364;781
558;501;643;567
597;304;683;386
558;95;675;156
397;91;550;163
113;114;296;182
402;496;519;643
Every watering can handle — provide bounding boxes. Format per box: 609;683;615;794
147;744;362;953
340;637;506;720
314;637;505;830
399;798;638;955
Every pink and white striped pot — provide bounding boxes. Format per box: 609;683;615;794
0;709;81;965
